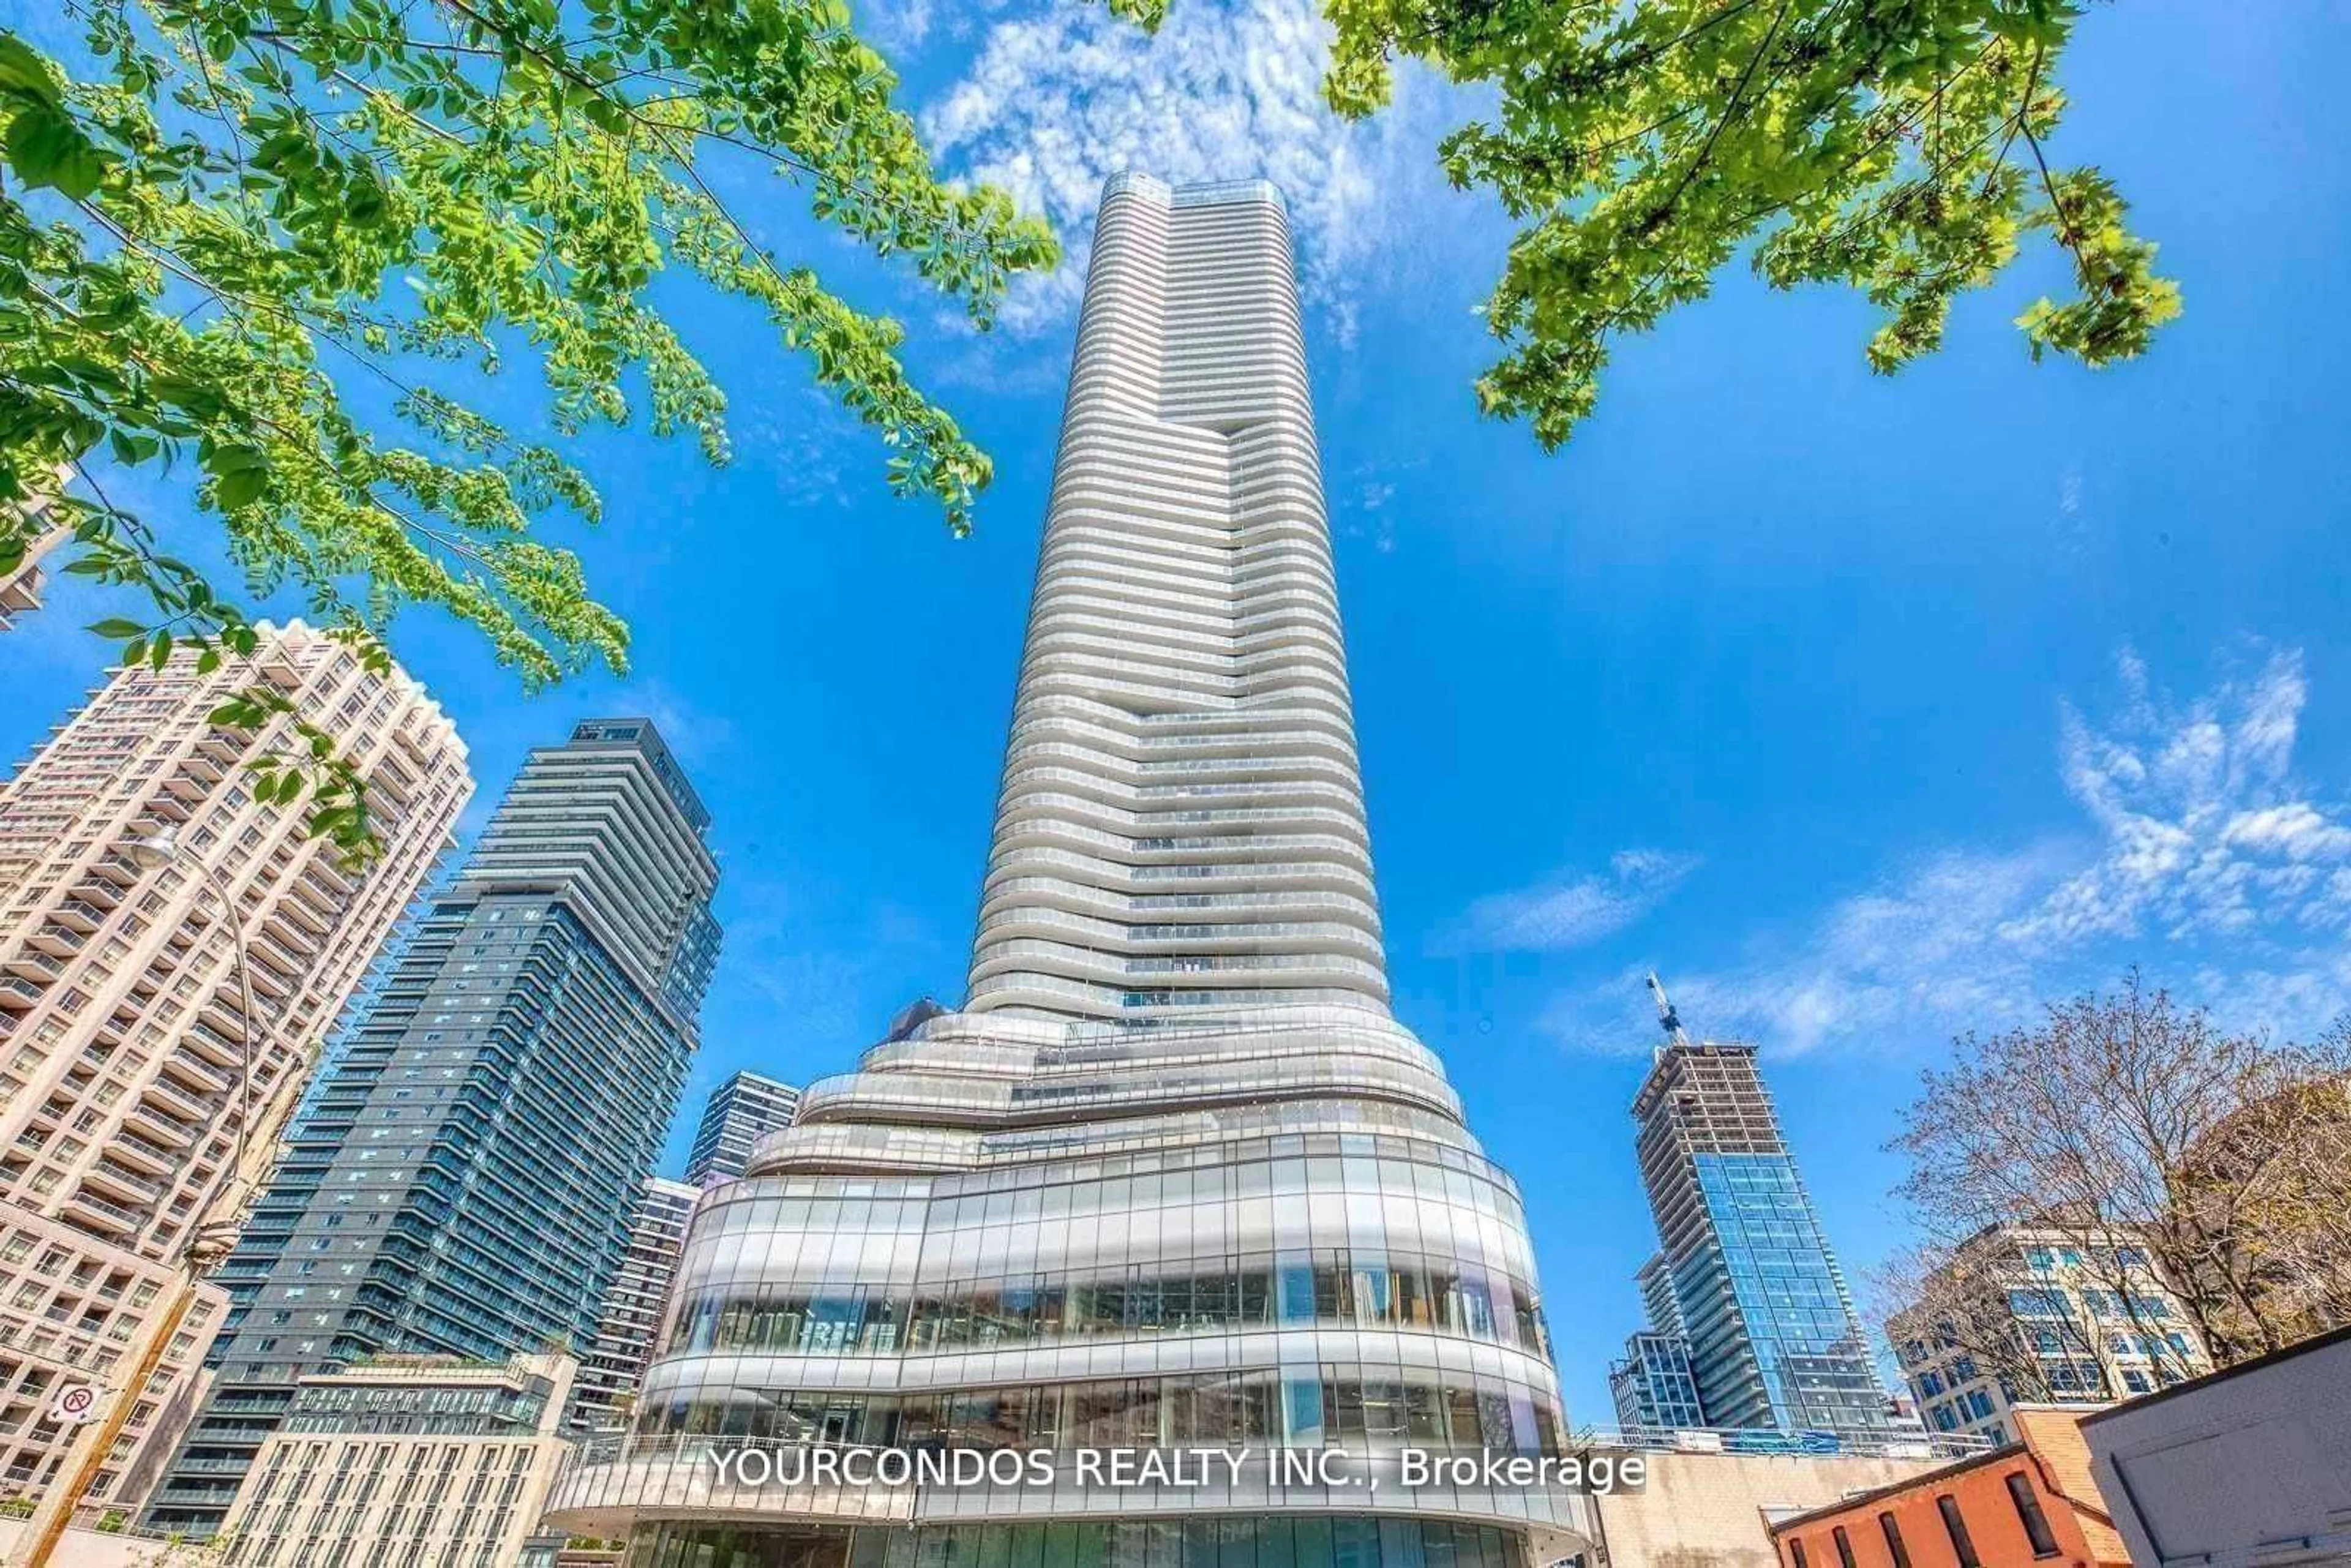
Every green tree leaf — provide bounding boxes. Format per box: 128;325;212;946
0;3;1058;860
6;100;110;198
1287;0;2177;448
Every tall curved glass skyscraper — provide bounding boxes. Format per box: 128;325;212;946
546;173;1593;1568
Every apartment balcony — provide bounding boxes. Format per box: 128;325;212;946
180;1024;243;1071
144;795;190;823
253;928;319;968
140;1076;216;1123
160;775;208;804
84;853;142;887
241;962;293;1003
3;951;64;983
195;995;247;1041
81;1159;166;1206
23;924;83;959
264;898;330;942
50;898;108;932
124;1103;198;1150
255;650;304;692
0;975;45;1009
69;877;122;910
289;876;341;923
61;1187;143;1235
372;765;418;812
107;1127;186;1177
159;1046;234;1094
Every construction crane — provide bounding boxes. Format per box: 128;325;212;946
1646;970;1692;1048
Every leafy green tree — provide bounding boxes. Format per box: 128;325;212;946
1;0;1054;851
1123;0;2179;449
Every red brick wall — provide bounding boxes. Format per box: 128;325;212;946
1771;1414;2127;1568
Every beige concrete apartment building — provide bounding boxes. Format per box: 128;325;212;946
217;1354;577;1568
1889;1221;2210;1443
0;481;69;632
0;623;471;1514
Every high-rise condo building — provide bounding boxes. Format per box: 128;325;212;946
0;625;469;1512
1889;1222;2209;1444
570;1176;702;1433
542;173;1592;1568
144;719;719;1534
1631;1036;1891;1436
681;1070;800;1187
0;482;68;632
214;1352;579;1568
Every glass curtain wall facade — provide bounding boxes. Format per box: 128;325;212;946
1631;1041;1888;1435
542;173;1592;1568
1607;1332;1704;1434
144;719;721;1535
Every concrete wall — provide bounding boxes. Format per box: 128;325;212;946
1590;1453;1946;1568
2083;1326;2351;1568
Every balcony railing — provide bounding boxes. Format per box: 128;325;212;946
1569;1425;1994;1461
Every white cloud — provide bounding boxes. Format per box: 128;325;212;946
1440;849;1701;954
858;0;1016;54
2004;648;2350;943
859;0;938;51
1546;648;2351;1058
918;0;1461;339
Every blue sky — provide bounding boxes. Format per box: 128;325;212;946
6;1;2349;1423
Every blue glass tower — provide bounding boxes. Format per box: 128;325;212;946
1630;1037;1889;1435
144;719;720;1534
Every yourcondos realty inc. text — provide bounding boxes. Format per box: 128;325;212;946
699;1446;1648;1495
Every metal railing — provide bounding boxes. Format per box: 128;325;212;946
1571;1425;1993;1461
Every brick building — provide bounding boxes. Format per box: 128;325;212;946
1769;1408;2127;1568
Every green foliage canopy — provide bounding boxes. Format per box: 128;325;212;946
1121;0;2180;449
0;0;1055;849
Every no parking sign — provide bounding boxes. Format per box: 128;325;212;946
47;1382;99;1426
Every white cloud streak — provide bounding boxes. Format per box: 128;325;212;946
1440;849;1702;954
1548;648;2351;1058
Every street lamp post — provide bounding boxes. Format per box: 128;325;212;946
9;831;296;1567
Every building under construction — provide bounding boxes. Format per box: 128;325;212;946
1615;977;1894;1436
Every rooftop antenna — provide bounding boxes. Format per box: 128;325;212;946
1646;971;1692;1049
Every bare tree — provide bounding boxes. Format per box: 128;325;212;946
2180;1065;2351;1341
1886;973;2351;1368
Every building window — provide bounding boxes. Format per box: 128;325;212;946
2006;1472;2061;1558
1937;1496;1982;1568
1788;1540;1809;1568
1831;1527;1857;1568
1877;1512;1910;1568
